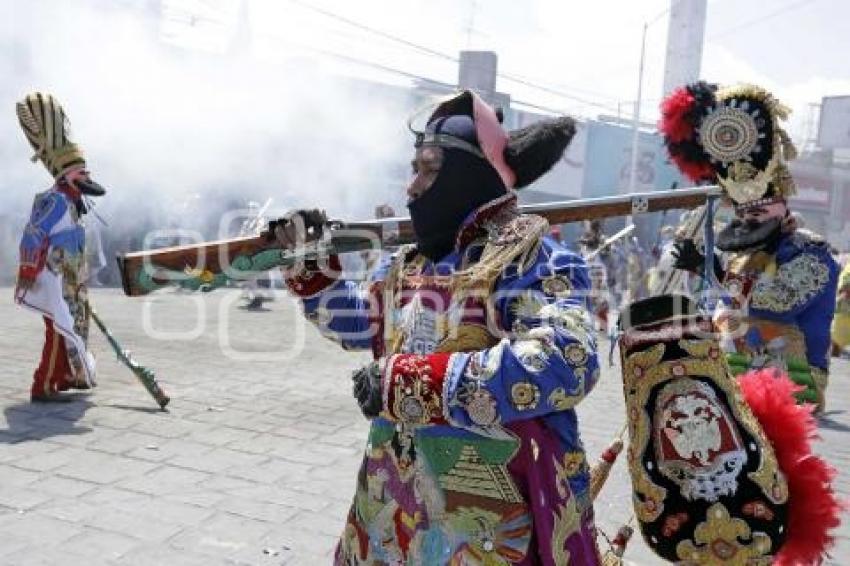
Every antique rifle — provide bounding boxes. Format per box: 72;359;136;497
118;185;721;297
89;305;170;409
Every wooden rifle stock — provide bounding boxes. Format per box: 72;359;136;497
117;186;720;297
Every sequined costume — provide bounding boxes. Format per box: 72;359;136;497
633;81;845;564
616;294;840;565
660;82;838;409
290;200;600;565
16;185;95;395
13;92;105;399
721;229;838;406
286;91;602;564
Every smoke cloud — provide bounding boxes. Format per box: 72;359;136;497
0;0;423;282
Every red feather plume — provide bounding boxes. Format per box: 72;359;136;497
658;84;717;183
737;369;843;565
659;87;697;143
669;154;715;183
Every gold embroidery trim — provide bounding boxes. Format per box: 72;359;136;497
750;253;830;313
676;502;772;565
622;340;789;524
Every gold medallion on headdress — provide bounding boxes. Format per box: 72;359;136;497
659;82;798;207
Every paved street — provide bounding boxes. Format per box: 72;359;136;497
0;287;848;565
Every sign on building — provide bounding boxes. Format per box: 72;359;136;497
582;121;684;198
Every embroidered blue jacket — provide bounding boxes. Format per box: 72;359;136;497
744;231;839;371
18;188;86;280
286;220;603;564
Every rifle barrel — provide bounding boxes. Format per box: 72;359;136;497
118;185;721;297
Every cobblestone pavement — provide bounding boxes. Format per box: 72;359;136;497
0;288;848;565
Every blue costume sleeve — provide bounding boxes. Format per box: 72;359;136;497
749;240;839;370
294;253;393;351
301;279;375;350
18;191;67;278
441;240;600;427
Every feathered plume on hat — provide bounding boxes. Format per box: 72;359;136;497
409;90;576;189
659;82;798;207
16;92;86;179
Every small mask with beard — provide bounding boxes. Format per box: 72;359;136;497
716;200;787;253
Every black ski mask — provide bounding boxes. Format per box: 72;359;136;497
407;116;507;262
408;148;506;261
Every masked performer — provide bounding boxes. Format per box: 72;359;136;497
14;92;106;402
620;236;648;305
661;83;839;413
278;91;602;564
578;220;611;333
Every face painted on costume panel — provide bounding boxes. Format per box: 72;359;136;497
406;146;443;203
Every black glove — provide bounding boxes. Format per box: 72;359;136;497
352;361;383;419
266;209;328;244
671;239;724;280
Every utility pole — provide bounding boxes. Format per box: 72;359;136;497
661;0;707;98
465;0;478;49
457;50;510;114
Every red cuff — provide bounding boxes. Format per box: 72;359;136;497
382;353;450;425
18;263;42;281
18;243;47;281
285;255;342;298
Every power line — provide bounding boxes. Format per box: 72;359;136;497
255;31;454;87
493;69;623;103
286;0;624;113
286;0;458;63
497;72;622;114
707;0;818;40
255;30;606;120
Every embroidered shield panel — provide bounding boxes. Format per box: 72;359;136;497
620;320;788;564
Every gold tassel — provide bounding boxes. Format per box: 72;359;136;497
451;213;549;296
589;434;625;501
778;128;798;161
601;524;635;565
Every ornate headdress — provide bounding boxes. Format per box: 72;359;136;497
408;89;576;190
659;83;798;208
16;92;86;179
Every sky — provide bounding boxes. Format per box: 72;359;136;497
1;0;848;228
244;0;850;140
